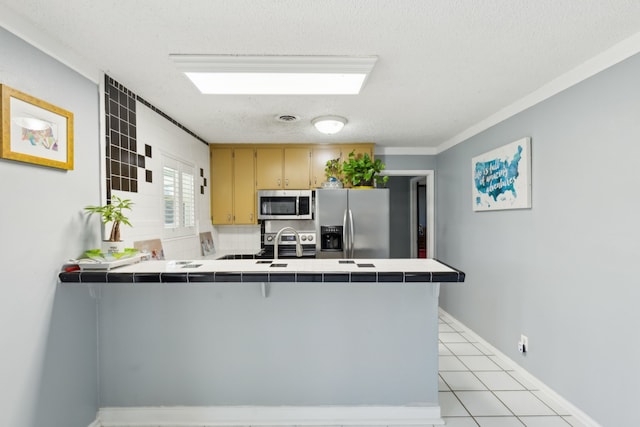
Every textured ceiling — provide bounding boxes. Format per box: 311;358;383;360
2;0;640;151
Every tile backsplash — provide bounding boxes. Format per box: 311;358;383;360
213;225;261;253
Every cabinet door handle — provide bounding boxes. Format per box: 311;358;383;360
277;178;281;187
227;214;232;223
250;213;253;222
285;179;289;187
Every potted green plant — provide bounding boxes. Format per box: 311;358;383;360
84;195;133;254
341;151;389;188
323;157;344;188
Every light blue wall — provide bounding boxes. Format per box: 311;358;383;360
436;53;640;426
98;283;439;407
378;154;437;171
0;27;100;427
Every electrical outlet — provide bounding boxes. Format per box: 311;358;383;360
518;334;529;353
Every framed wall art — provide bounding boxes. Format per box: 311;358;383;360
0;84;74;170
472;137;531;211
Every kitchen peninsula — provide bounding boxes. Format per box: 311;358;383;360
59;258;464;427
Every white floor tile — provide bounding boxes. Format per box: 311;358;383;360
489;355;515;371
475;371;526;391
455;391;512;416
439;323;455;332
531;391;571;416
472;342;495;356
439;343;453;355
440;332;470;343
506;371;538;391
494;391;555;416
458;355;502;371
441;417;479;427
439;391;470;416
441;371;488;391
445;342;485;356
561;416;589;427
461;331;479;342
475;416;525;426
437;311;578;426
439;355;469;371
439;375;451;391
519;416;572;426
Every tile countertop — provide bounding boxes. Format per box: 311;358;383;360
59;258;465;284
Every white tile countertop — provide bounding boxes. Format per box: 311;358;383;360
59;258;465;283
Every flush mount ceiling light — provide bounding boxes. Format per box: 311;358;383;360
169;54;377;95
312;116;347;135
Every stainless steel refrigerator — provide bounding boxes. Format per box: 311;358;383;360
315;188;389;258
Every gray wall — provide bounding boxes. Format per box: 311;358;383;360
387;176;412;258
378;154;436;171
98;283;439;407
436;52;640;426
0;27;100;427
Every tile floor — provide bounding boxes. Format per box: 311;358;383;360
437;311;590;427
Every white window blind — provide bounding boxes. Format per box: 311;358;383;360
163;155;196;237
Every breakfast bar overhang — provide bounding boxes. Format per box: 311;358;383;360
59;258;465;427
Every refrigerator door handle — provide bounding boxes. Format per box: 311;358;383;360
348;209;355;258
342;208;349;258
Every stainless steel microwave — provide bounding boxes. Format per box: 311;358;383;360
257;190;313;220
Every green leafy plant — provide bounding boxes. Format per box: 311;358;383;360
342;151;389;187
84;195;133;242
324;157;343;181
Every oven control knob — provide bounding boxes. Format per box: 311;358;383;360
301;235;307;241
307;235;314;241
266;235;273;242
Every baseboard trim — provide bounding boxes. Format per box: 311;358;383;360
96;405;442;426
439;308;602;427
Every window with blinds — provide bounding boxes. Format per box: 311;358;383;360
163;155;196;237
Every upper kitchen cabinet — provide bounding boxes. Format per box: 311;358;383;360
340;143;374;161
210;147;233;224
310;144;375;187
233;147;257;224
210;146;256;225
311;146;341;188
256;146;311;189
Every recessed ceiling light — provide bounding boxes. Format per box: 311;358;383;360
312;116;347;135
170;55;377;95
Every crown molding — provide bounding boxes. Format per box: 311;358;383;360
436;31;640;154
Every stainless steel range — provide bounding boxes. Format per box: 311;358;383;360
263;220;316;259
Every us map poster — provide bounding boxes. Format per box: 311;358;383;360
472;137;531;211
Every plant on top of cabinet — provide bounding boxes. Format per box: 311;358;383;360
322;157;344;188
342;151;389;187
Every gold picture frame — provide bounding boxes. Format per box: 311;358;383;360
0;84;74;170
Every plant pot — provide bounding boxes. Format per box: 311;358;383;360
352;185;375;189
101;240;126;255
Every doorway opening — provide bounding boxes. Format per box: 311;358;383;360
382;170;435;259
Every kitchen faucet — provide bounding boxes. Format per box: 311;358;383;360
274;226;303;259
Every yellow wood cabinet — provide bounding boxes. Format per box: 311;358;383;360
211;143;374;223
311;146;341;187
210;147;233;224
232;148;256;224
210;146;256;225
340;144;373;162
255;148;283;189
283;147;311;189
256;147;311;189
